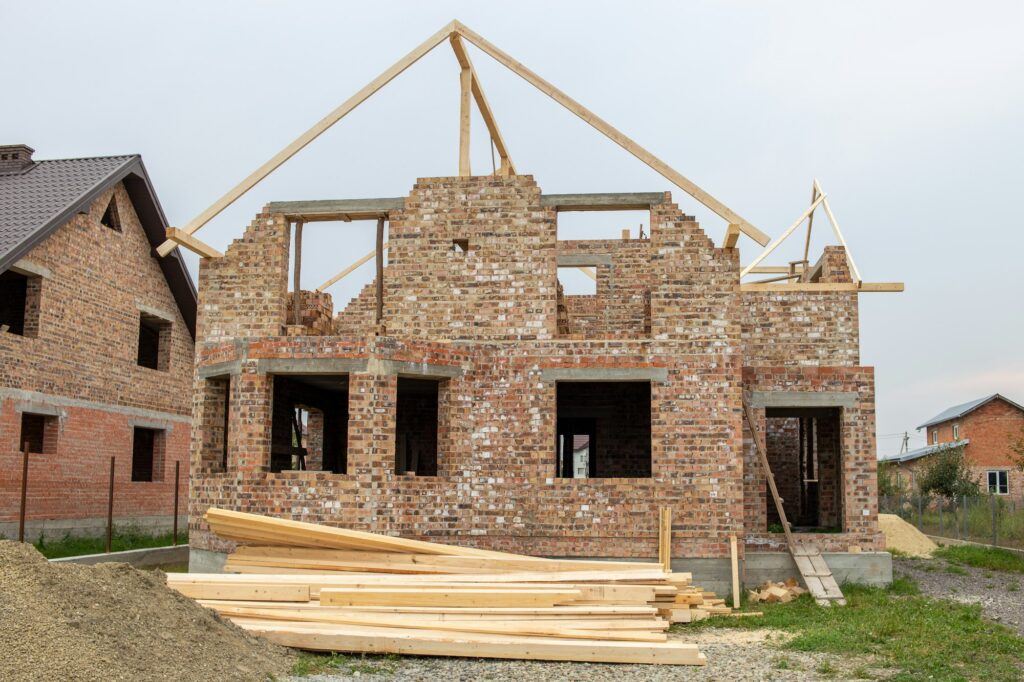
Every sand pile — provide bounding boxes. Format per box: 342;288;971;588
0;541;292;682
879;513;937;558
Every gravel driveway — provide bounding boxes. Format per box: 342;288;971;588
894;556;1024;636
287;628;886;681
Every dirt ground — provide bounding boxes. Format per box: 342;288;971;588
0;540;292;682
895;555;1024;636
285;629;886;681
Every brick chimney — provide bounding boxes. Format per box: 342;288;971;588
0;144;35;173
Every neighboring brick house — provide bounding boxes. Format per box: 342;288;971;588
0;144;196;540
881;394;1024;501
182;175;890;590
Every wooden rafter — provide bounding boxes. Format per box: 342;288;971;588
155;21;457;257
451;21;769;246
158;20;766;258
813;180;862;283
449;34;515;176
740;193;826;277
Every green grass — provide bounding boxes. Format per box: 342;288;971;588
934;545;1024;574
674;579;1024;682
31;527;186;559
290;652;399;677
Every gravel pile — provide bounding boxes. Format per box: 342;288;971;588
0;540;292;682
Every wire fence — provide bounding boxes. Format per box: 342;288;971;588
879;494;1024;550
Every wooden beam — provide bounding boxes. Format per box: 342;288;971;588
802;183;818;263
155;21;457;256
814;180;863;283
316;243;388;292
577;267;597;281
375;216;385;326
292;220;303;325
450;34;515;175
452;21;769;246
320;588;582;608
658;507;671;572
740;282;903;293
163;227;223;258
235;620;708;664
458;66;472;176
740;193;826;277
723;224;741;249
742;401;796;550
741;265;805;274
729;535;740;610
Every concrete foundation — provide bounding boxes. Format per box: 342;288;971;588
50;544;188;568
0;514;188;543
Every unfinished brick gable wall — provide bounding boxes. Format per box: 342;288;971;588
0;183;193;533
189;174;879;563
384;176;557;341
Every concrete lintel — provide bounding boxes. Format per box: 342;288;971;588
129;418;172;431
267;197;405;222
136;303;176;323
197;360;243;379
256;357;368;375
557;253;612;267
541;367;668;383
14;401;64;417
9;258;51;278
0;388;192;424
750;390;859;409
540;193;664;212
369;359;464;379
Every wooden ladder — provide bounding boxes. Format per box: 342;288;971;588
743;401;846;606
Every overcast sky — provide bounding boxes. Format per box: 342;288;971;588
4;1;1022;454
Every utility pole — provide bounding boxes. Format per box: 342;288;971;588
899;432;909;454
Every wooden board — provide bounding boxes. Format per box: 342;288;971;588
234;619;707;665
169;581;309;602
320;588;581;608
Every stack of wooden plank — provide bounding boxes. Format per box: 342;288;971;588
169;508;717;665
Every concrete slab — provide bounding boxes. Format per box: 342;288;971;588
50;544;188;568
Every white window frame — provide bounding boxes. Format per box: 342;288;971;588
931;429;938;445
952;423;960;440
987;470;1009;496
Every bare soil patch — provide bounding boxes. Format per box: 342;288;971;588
0;540;292;682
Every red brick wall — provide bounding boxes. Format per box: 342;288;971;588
188;174;877;560
0;183;193;532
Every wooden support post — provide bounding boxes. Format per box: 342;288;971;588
173;460;180;546
621;228;630;240
106;456;115;554
449;33;515;175
802;183;819;265
658;506;672;572
18;442;29;543
459;67;472;176
375;216;385;326
292;220;304;326
730;535;740;610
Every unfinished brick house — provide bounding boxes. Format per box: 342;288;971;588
166;22;902;591
0;145;196;540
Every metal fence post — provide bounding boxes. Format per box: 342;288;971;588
917;495;923;529
18;442;30;543
106;456;115;554
962;495;968;540
939;501;944;537
991;494;998;546
172;460;180;546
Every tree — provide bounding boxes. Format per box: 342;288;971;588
917;444;980;501
877;460;899;497
1011;425;1024;471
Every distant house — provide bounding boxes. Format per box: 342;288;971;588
880;394;1024;500
0;144;196;540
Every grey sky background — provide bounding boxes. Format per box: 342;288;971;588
4;1;1022;455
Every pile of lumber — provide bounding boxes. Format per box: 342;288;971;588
747;579;807;604
169;508;719;665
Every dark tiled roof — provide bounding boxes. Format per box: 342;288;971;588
916;394;1024;430
0;156;136;261
0;154;197;337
